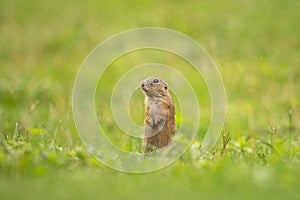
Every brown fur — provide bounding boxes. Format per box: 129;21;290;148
140;77;177;152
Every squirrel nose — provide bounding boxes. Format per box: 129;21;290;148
141;83;145;88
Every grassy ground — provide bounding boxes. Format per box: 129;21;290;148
1;0;300;199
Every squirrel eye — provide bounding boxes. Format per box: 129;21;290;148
153;79;159;83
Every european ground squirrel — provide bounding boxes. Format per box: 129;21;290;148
140;77;177;153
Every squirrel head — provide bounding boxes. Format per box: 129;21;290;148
140;77;169;97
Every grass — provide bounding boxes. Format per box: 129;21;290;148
0;0;300;199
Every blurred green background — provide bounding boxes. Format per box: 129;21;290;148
0;0;300;199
